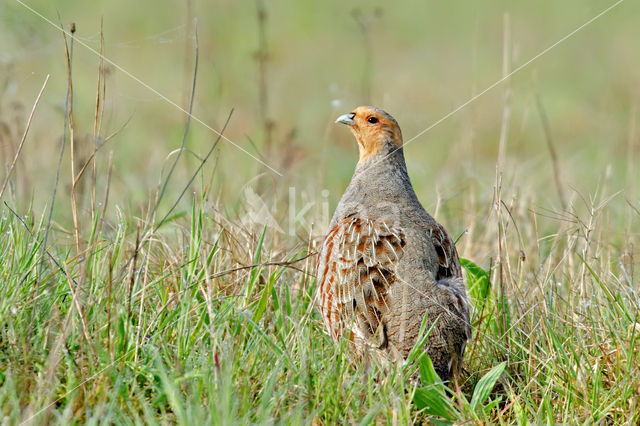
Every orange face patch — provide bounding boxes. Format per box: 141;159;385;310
344;106;403;162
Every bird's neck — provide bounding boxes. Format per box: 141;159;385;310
331;148;420;225
354;145;407;175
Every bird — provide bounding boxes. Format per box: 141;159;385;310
316;106;471;381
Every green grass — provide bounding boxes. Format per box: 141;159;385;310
1;0;640;424
1;172;638;423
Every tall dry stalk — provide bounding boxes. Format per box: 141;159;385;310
0;75;49;199
254;0;274;192
494;12;512;338
91;18;106;223
61;23;81;253
351;7;381;105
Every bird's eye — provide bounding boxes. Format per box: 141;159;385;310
367;116;378;124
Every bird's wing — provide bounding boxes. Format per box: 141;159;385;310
427;222;462;280
316;215;405;347
425;222;470;377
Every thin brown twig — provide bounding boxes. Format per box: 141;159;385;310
256;0;272;153
351;7;381;105
90;17;106;223
493;12;512;340
154;109;233;231
535;93;567;209
115;20;205;289
0;74;50;199
63;23;81;253
72;115;122;188
30;20;75;349
626;198;640;218
97;151;114;239
254;0;274;192
149;19;199;224
207;252;317;280
62;261;96;362
104;114;134;142
136;251;317;318
145;252;317;342
121;227;140;375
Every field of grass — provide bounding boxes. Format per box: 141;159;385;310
1;0;639;424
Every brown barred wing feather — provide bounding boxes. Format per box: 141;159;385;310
316;216;405;353
428;222;462;280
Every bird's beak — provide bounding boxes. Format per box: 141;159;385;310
335;113;356;125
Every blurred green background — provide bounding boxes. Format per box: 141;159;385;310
3;3;640;423
1;0;638;240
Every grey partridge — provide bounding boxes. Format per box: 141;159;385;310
316;106;471;381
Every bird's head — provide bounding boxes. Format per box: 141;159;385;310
335;106;403;162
